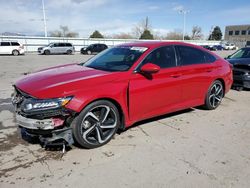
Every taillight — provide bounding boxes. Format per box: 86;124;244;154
19;44;24;49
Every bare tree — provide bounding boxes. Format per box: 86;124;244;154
50;25;79;37
191;26;203;40
132;16;152;38
164;31;183;40
112;32;134;39
60;25;69;37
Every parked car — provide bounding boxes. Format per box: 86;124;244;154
200;45;210;50
81;43;108;55
211;45;224;51
225;47;250;89
0;41;25;56
38;42;75;55
12;42;233;149
222;43;238;50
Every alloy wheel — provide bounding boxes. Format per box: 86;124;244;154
80;105;118;145
208;82;223;108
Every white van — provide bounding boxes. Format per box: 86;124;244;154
0;41;25;56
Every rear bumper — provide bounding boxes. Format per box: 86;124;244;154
18;49;25;54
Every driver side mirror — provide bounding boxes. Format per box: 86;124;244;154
140;63;160;74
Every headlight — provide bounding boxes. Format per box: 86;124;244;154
21;96;72;112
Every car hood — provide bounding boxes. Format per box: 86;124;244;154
15;64;117;99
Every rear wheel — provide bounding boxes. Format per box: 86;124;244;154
66;50;72;55
12;50;19;56
204;80;224;110
72;100;120;149
44;50;50;55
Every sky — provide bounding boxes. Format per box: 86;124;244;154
0;0;250;38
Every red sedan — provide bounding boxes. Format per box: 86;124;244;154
13;42;233;149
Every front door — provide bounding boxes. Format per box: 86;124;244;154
129;46;182;121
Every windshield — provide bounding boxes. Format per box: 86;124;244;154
82;46;148;72
229;48;250;59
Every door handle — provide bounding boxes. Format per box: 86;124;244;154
205;69;213;72
170;74;182;78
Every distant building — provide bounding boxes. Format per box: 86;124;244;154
224;24;250;47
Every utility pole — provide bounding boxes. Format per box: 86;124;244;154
179;9;189;41
42;0;47;37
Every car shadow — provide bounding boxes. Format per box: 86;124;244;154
118;108;195;134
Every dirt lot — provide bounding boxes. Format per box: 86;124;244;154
0;51;250;188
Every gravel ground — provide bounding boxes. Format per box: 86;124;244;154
0;50;250;188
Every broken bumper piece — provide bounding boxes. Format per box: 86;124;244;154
17;115;74;146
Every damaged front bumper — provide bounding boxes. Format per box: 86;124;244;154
233;67;250;89
12;86;76;147
16;114;74;147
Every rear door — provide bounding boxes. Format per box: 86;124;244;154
129;45;182;121
175;45;218;105
0;42;11;54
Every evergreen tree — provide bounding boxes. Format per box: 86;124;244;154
90;30;104;38
139;29;154;40
208;26;222;40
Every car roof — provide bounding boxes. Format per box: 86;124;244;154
117;41;204;50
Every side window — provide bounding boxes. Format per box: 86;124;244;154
177;46;206;65
141;46;176;68
11;42;19;46
1;42;10;46
58;43;65;47
65;43;72;47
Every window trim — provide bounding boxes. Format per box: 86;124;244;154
134;45;178;73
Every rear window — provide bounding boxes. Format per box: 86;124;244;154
1;42;10;46
11;42;20;46
204;52;216;62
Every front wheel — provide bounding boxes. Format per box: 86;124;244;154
72;100;120;149
44;50;50;55
204;80;224;110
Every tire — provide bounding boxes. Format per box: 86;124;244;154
12;50;19;56
72;100;120;149
204;80;224;110
66;50;72;55
44;50;50;55
87;50;92;55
